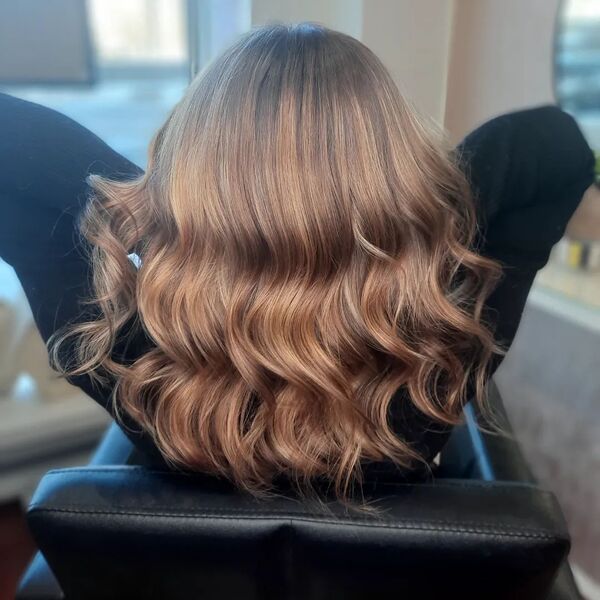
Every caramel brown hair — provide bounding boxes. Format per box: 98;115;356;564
49;23;501;503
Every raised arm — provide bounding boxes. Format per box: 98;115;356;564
0;93;164;463
457;105;596;356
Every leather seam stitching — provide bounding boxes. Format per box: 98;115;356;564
40;469;544;492
28;502;559;533
28;506;564;540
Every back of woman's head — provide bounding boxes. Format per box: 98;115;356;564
50;23;500;502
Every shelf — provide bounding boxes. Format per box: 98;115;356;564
530;262;600;333
0;393;110;469
0;378;111;501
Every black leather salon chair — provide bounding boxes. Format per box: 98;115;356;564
16;381;582;599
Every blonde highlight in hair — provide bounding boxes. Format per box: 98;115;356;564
49;23;501;503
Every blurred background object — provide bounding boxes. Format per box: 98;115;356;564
556;0;600;144
0;0;94;85
0;1;598;599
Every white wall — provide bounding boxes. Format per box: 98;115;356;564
361;0;454;123
444;0;561;141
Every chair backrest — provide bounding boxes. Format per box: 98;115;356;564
26;465;570;600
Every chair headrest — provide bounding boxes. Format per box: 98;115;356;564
27;466;569;599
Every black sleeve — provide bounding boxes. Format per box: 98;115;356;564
393;106;596;466
457;105;596;355
0;92;165;464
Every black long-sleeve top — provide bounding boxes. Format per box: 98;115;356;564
0;92;595;473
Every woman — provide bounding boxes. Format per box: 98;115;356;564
0;23;595;502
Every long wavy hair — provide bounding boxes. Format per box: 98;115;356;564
49;23;501;503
